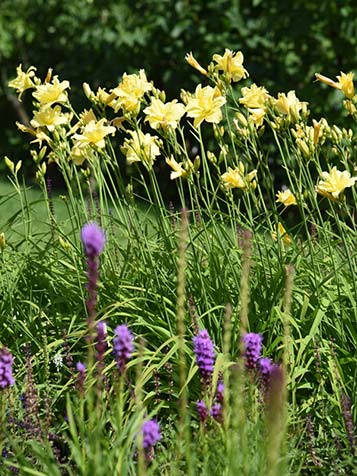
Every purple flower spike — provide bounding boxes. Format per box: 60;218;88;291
76;362;86;373
0;347;15;389
258;357;274;390
216;381;224;403
193;329;215;382
210;403;223;422
80;222;106;257
76;362;86;396
113;324;134;373
196;400;208;423
243;333;263;370
96;322;107;358
141;419;161;451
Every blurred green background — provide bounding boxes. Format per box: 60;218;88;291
1;0;357;179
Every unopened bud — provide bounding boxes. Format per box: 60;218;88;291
0;233;5;251
4;156;14;173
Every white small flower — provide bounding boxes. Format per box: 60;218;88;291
53;352;63;372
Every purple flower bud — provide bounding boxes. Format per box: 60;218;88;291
0;347;15;389
113;324;134;373
76;362;86;373
193;329;215;382
196;400;208;423
210;403;223;422
141;419;161;451
80;222;106;257
243;333;263;370
216;381;224;403
96;322;107;357
76;361;86;396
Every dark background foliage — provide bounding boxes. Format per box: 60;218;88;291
1;0;357;177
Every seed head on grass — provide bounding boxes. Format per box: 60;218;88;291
0;347;15;388
113;324;134;374
193;329;215;384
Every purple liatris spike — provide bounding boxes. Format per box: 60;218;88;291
113;324;134;373
243;333;263;370
80;222;106;257
258;357;274;390
193;329;215;382
0;347;15;389
76;362;86;396
141;419;161;451
96;322;107;362
80;222;106;329
216;381;224;403
196;400;208;423
210;403;223;422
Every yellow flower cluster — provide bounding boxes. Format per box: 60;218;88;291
144;98;185;131
73;119;116;149
316;166;357;202
272;90;308;123
272;223;292;246
212;49;249;83
8;64;39;100
239;84;270;127
185;84;226;128
276;189;297;207
111;70;152;114
221;162;257;191
121;129;162;169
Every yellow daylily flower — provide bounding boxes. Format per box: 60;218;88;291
72;119;116;149
112;70;152;113
212;49;248;82
239;84;270;109
121;129;161;168
69;142;92;166
221;162;257;191
30;105;70;131
272;90;308;121
185;84;226;128
166;156;187;180
315;166;357;201
144;98;185;130
273;223;292;246
248;107;266;127
315;72;354;99
33;76;70;106
276;189;297;206
8;64;38;100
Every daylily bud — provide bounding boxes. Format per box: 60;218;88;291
4;156;14;173
15;160;22;174
0;233;5;251
83;82;94;100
